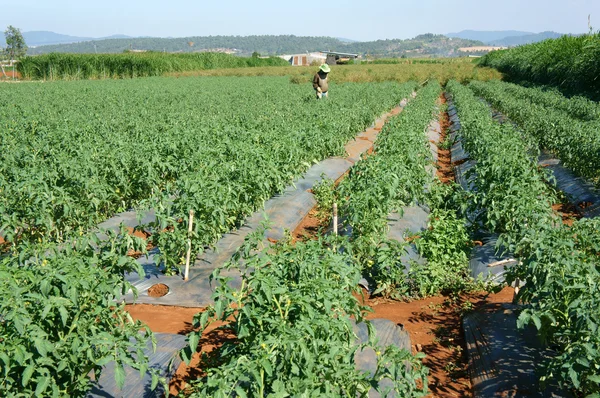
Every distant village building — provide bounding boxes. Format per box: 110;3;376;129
322;51;359;65
280;52;327;66
280;51;359;66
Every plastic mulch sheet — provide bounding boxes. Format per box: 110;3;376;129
539;150;600;218
122;158;352;307
387;205;429;268
88;333;187;398
469;235;517;285
464;304;570;398
354;318;412;397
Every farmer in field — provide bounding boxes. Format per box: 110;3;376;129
313;64;330;99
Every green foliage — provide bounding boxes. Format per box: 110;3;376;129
447;80;600;395
446;80;556;250
4;25;28;60
509;220;600;395
411;208;472;297
337;80;473;299
17;52;288;80
474;80;600;121
0;226;162;396
339;81;438;242
311;176;337;221
479;33;600;99
182;226;428;397
469;79;600;186
0;78;414;271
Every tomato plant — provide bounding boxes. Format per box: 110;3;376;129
0;227;162;396
182;225;428;397
447;80;600;395
469;80;600;186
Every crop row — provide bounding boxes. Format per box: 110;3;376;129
180;80;454;396
336;80;473;299
447;80;600;395
179;80;479;396
446;80;555;244
476;80;600;122
182;230;428;397
468;80;600;186
0;78;415;259
478;33;600;99
17;52;289;80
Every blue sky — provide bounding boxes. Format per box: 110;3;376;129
2;0;598;41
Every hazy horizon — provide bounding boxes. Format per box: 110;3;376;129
2;0;598;42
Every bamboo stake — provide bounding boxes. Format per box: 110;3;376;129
184;209;194;281
487;258;517;268
333;203;338;235
513;278;521;304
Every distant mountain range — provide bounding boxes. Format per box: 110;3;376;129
5;31;133;47
447;30;565;46
488;31;565;46
23;33;483;58
6;29;571;57
447;30;533;42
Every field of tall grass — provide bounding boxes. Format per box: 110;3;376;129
13;53;501;84
479;33;600;99
17;52;288;80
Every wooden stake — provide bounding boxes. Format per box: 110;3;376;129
184;209;194;281
513;278;520;304
333;203;338;235
487;258;517;268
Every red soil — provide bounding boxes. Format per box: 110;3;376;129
125;226;154;258
147;283;170;298
292;207;323;243
126;286;514;397
125;99;502;396
552;202;582;226
365;286;514;397
437;95;455;184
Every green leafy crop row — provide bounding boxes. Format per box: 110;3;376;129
182;225;428;397
474;80;600;122
336;81;474;299
469;79;600;186
447;80;600;395
446;80;556;246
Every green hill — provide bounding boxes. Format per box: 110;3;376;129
27;34;483;58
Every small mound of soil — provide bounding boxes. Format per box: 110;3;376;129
148;283;170;297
